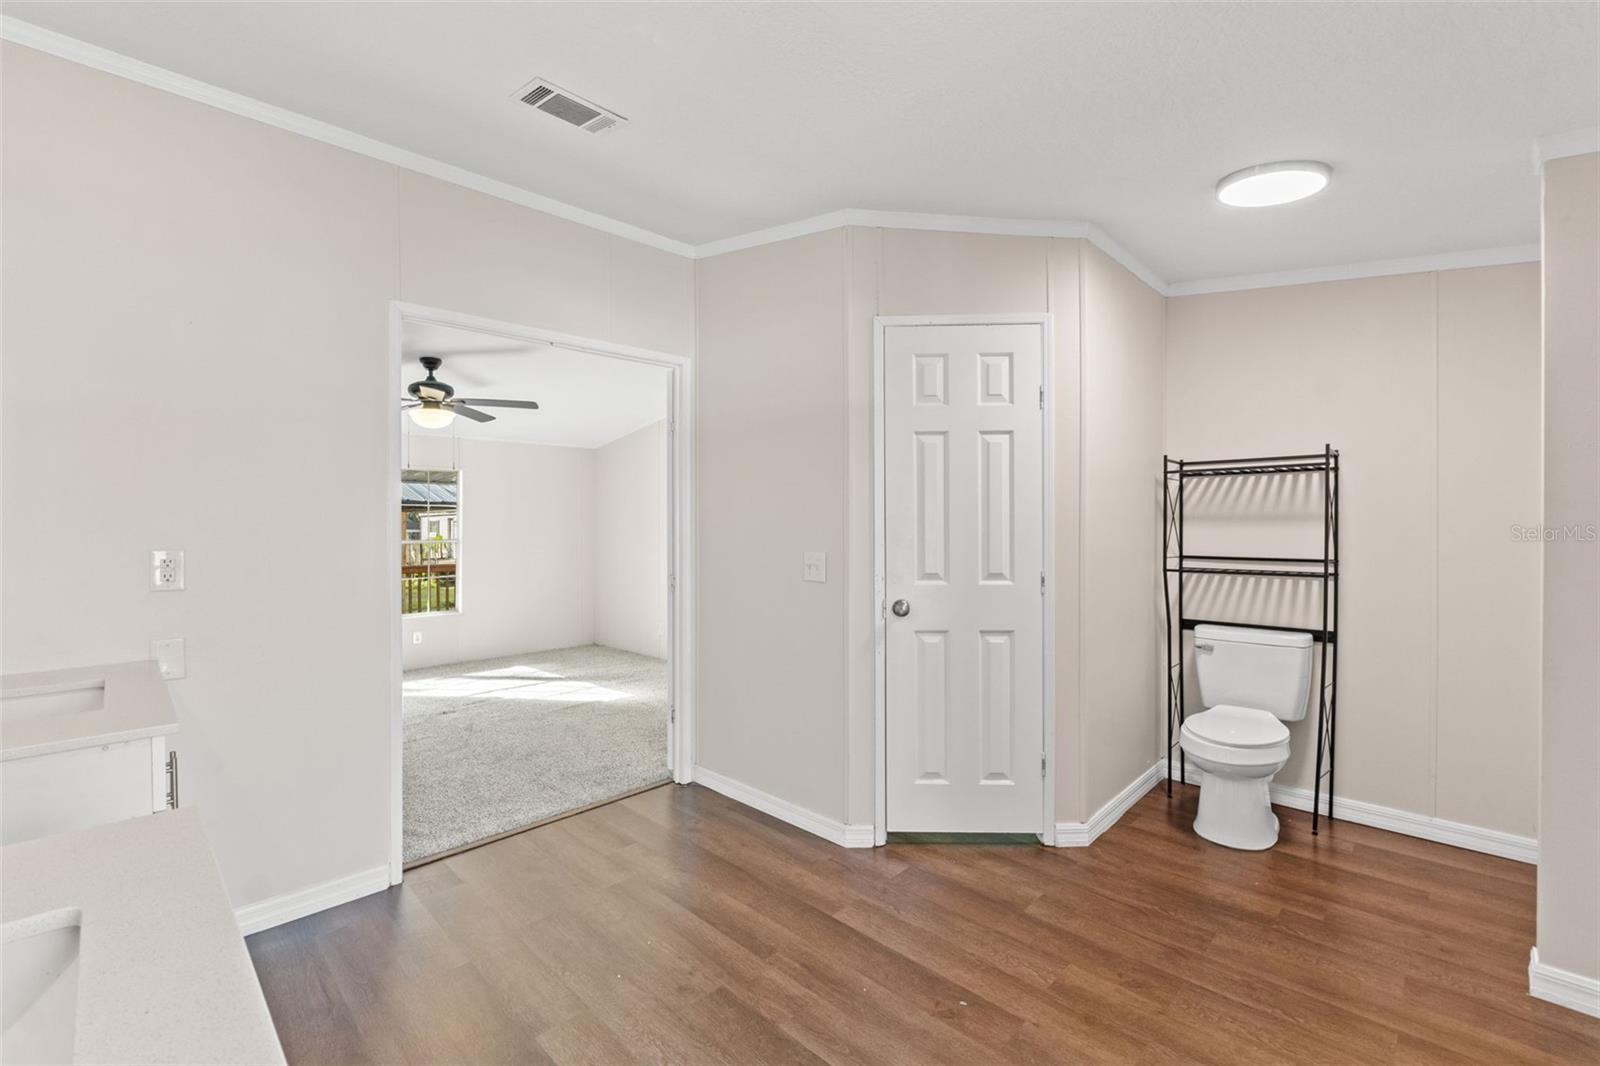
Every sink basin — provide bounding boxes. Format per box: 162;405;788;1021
0;684;105;723
1;912;81;1065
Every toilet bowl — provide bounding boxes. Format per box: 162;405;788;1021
1180;705;1291;850
1179;625;1313;850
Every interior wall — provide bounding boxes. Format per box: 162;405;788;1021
701;226;1163;829
400;435;596;671
694;230;851;820
594;420;670;659
0;43;695;912
1078;244;1168;816
1164;263;1542;838
1536;151;1599;981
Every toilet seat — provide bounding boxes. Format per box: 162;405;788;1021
1180;705;1290;766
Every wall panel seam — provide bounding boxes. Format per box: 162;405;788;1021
1431;269;1441;819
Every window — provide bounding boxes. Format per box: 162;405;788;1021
401;469;460;614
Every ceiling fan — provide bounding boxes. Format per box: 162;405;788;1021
402;356;540;429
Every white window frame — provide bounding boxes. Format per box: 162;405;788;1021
401;468;462;618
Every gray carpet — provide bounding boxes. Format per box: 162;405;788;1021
403;644;668;863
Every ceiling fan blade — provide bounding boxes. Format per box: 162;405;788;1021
456;398;540;410
452;404;496;423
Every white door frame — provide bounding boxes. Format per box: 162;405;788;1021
873;314;1056;845
386;301;695;884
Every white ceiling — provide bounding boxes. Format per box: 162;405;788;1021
399;320;668;449
6;3;1597;284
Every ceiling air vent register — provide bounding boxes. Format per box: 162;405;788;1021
513;78;626;135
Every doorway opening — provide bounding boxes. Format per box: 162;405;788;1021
387;304;693;877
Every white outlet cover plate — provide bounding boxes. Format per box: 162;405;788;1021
150;549;185;591
151;637;186;679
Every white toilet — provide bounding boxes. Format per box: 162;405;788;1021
1179;624;1313;850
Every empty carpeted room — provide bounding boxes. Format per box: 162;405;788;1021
398;317;676;863
1;4;1597;1065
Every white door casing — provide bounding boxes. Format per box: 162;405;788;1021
386;301;695;884
883;321;1047;833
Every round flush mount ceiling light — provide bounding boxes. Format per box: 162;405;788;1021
1216;160;1332;207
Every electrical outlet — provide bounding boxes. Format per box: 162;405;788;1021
150;550;185;591
151;637;186;679
802;551;827;583
412;632;423;645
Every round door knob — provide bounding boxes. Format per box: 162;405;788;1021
891;599;911;617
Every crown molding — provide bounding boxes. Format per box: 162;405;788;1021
1166;243;1541;297
1533;126;1600;172
0;17;697;258
692;209;1170;294
1;17;1548;297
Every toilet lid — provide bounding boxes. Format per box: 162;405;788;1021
1182;705;1289;749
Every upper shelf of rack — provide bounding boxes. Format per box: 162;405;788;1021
1165;450;1338;479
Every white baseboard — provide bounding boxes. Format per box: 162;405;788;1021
841;823;876;848
1529;947;1600;1018
692;766;873;849
1053;760;1165;847
1167;765;1538;864
233;864;390;937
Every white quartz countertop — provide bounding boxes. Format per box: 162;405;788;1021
1;660;178;761
0;809;285;1065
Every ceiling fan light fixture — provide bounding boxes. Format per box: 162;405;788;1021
407;401;456;429
1216;160;1332;207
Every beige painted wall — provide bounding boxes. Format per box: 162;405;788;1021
1165;263;1542;837
1079;244;1168;815
400;435;596;671
693;230;851;818
594;420;670;660
1537;152;1599;980
0;43;694;911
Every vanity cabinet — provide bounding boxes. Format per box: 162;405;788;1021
0;660;180;846
1;735;175;846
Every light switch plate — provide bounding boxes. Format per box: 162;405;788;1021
412;631;423;645
802;551;827;583
150;550;185;591
151;637;186;680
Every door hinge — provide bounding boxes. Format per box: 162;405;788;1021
669;705;676;725
1040;572;1046;595
1039;385;1045;410
1041;754;1047;778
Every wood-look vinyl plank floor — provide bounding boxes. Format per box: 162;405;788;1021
249;782;1600;1064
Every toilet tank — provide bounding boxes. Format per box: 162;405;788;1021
1194;625;1315;722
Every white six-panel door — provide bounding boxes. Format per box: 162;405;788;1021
884;322;1045;832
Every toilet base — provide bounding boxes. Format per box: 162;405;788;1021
1192;770;1281;850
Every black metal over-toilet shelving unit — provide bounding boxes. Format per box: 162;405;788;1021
1163;445;1341;833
